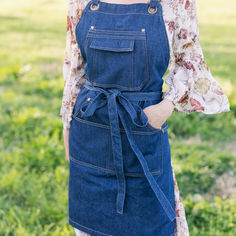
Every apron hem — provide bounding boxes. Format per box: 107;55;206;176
70;217;175;236
70;217;112;236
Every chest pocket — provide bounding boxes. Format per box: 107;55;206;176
85;27;149;91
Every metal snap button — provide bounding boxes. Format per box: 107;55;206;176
87;97;91;101
90;3;100;11
148;6;157;14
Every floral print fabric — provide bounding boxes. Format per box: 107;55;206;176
60;0;231;235
162;0;230;114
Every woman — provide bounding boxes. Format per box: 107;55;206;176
60;0;230;235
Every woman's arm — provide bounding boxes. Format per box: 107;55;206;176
60;0;87;131
143;0;230;130
60;0;88;163
162;0;231;114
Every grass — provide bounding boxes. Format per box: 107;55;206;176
0;0;235;235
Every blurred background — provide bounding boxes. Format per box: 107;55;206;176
0;0;235;235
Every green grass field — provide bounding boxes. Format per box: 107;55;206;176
0;0;235;235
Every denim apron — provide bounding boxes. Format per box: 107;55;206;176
68;0;177;235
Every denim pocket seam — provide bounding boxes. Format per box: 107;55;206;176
72;115;163;135
88;28;146;34
143;37;150;86
70;154;162;177
87;35;146;40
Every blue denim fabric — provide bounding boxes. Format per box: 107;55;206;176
69;0;176;235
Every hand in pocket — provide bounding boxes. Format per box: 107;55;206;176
142;99;175;129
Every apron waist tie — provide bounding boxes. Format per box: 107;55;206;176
80;80;176;222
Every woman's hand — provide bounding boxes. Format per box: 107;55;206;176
63;128;70;163
142;98;175;129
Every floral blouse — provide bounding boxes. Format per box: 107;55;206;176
60;0;231;235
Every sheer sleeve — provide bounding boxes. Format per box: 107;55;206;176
162;0;230;114
59;0;87;130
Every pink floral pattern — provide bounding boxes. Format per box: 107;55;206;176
162;0;230;114
60;1;231;235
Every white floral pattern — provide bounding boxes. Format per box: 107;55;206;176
60;0;231;235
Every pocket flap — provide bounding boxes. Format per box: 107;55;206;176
89;38;134;52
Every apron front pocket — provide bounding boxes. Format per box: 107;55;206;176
85;28;149;91
118;126;164;176
69;117;112;172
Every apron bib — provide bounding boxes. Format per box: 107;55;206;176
69;1;176;235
